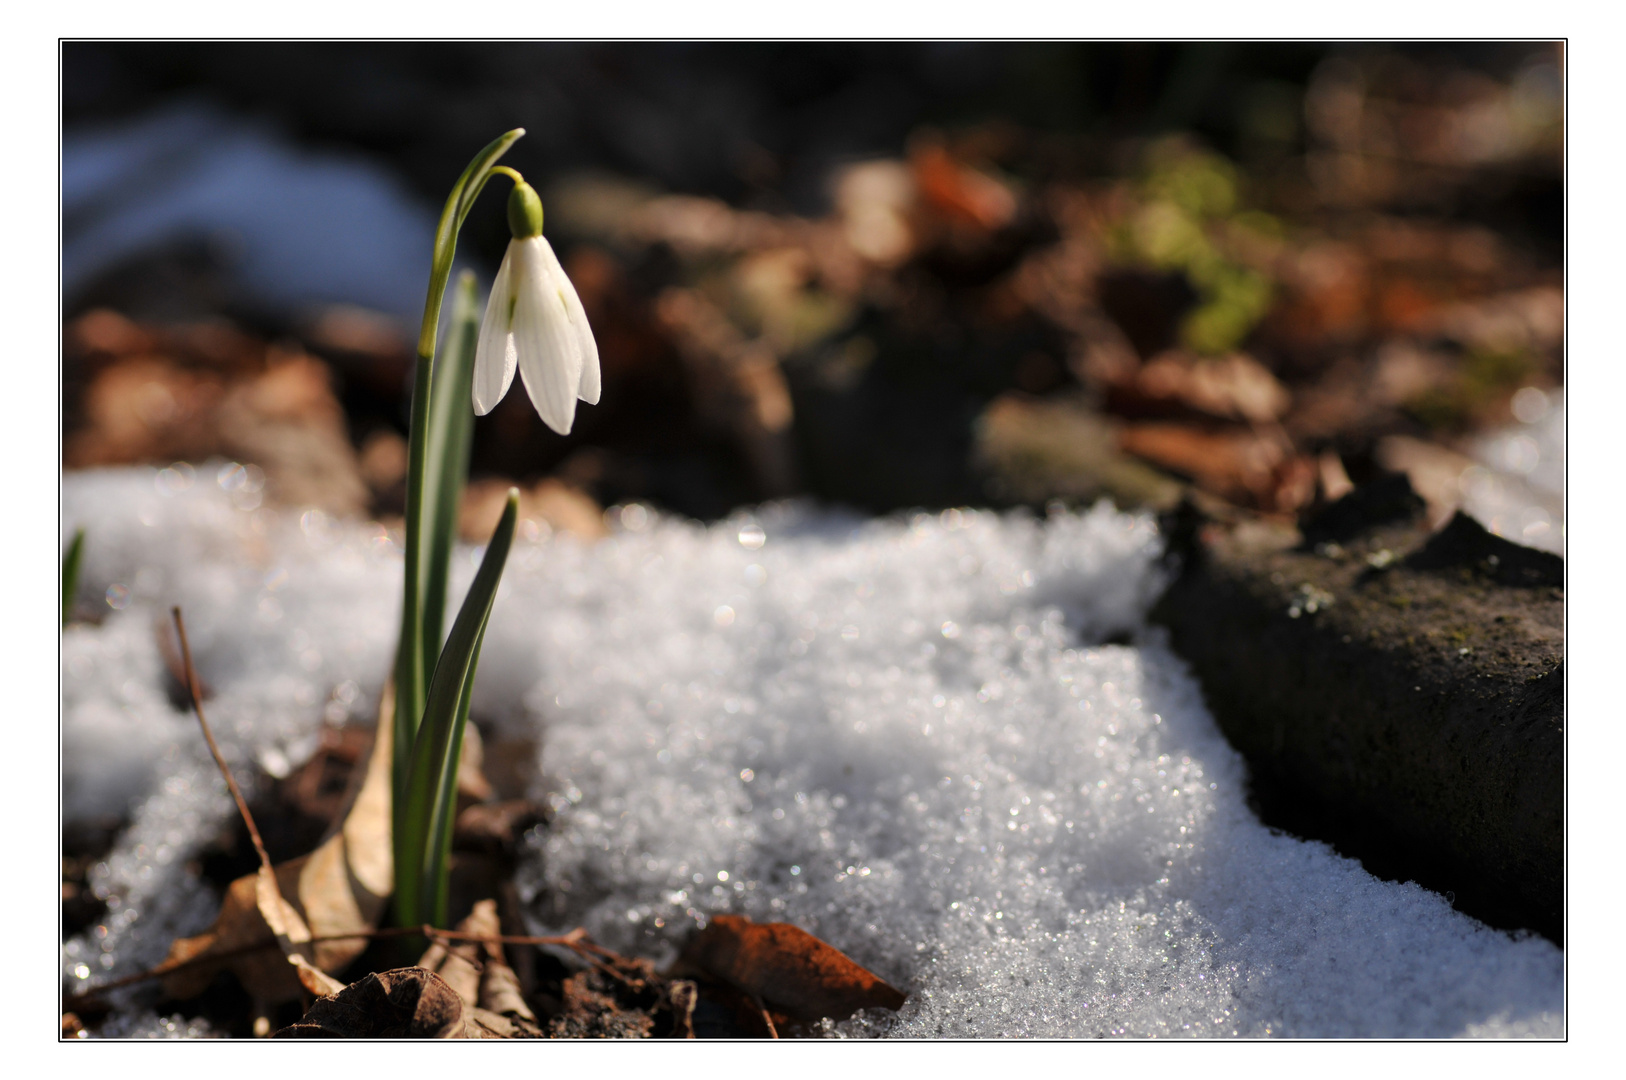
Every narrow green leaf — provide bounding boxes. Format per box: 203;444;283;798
61;528;85;628
427;636;482;929
394;490;518;933
393;352;436;812
421;270;482;661
394;129;523;814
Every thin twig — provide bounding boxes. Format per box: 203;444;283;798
749;991;779;1039
171;607;273;875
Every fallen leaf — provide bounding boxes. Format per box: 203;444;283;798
416;899;537;1025
161;683;395;1011
278;963;551;1040
1106;350;1291;425
274;968;466;1039
1119;422;1314;514
653;287;801;497
911;140;1017;232
679;913;906;1024
63;326;369;519
291;954;347;998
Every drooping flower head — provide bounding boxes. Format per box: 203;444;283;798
472;179;600;434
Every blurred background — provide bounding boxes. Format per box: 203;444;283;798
61;42;1564;546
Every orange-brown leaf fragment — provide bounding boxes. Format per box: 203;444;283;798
681;914;905;1023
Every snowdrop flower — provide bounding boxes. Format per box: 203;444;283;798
472;179;600;434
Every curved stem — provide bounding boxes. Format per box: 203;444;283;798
393;129;523;909
395;129;523;781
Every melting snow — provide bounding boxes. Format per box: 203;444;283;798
60;468;1563;1038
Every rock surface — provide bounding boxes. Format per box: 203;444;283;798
1152;480;1563;942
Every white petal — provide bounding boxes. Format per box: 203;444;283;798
510;236;583;435
539;236;601;405
472;242;519;416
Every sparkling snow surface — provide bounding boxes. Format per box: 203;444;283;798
61;468;1563;1038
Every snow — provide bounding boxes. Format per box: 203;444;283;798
1462;387;1565;555
60;467;1563;1038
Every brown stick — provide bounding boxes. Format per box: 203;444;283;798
170;607;274;876
749;990;779;1039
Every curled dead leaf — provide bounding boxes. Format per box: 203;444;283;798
275;968;466;1039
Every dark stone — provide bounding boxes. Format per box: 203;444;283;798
1151;492;1563;943
1298;470;1426;545
1405;510;1565;589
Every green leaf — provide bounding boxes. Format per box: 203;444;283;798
421;270;482;660
394;489;519;933
62;528;85;628
394;129;523;809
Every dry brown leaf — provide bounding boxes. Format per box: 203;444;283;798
63;330;369;518
1119;422;1315;514
680;913;906;1023
1109;351;1291;425
161;683;395;1009
275;968;466;1039
291;954;348;998
911;141;1017;232
467;901;535;1020
276;965;543;1039
416;900;539;1027
416;916;482;1011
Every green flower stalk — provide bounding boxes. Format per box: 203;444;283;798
391;132;601;934
394;129;524;805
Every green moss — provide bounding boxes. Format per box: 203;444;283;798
1108;139;1284;356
